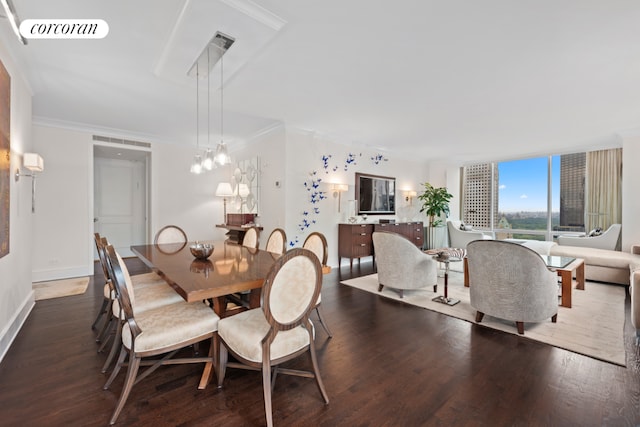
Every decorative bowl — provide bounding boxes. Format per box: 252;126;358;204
189;243;214;260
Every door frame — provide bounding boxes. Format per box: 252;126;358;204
92;141;151;259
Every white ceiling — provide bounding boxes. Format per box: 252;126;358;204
3;0;640;163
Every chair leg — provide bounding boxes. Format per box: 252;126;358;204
109;353;141;425
101;321;122;373
475;311;484;323
516;321;525;335
96;303;114;343
92;297;110;331
104;346;127;390
378;284;384;292
315;305;333;338
308;330;329;404
262;361;274;427
217;344;228;388
551;314;558;323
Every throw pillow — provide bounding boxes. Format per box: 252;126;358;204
588;227;603;237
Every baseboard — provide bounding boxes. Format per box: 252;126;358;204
0;291;35;365
32;265;93;283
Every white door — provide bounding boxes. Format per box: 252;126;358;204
94;156;147;258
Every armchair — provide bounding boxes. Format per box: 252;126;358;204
372;231;437;298
467;240;558;335
447;220;493;249
557;224;621;251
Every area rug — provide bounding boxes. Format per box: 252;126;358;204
33;277;89;301
341;271;626;366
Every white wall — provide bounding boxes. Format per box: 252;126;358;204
621;136;640;251
31;126;93;281
0;40;35;363
284;129;429;267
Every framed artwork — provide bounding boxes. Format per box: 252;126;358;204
0;58;10;258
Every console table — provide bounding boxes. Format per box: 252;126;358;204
338;222;424;268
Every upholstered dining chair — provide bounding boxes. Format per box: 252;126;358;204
154;225;188;245
217;248;329;427
372;231;438;298
467;240;558;335
265;228;287;255
92;233;167;343
303;231;332;337
95;237;184;374
102;244;220;425
242;226;259;249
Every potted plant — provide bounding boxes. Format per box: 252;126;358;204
418;182;453;249
418;182;453;227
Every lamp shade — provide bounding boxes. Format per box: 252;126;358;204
23;153;43;172
333;184;348;192
215;182;234;197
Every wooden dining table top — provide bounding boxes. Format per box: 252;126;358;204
130;240;278;309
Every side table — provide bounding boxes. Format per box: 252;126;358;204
431;253;462;306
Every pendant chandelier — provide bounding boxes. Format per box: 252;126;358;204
189;60;203;174
213;41;231;166
189;32;235;174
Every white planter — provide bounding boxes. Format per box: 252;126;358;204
425;226;448;249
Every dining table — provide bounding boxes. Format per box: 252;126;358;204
130;240;280;388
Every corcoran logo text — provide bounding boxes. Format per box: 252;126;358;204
19;19;109;39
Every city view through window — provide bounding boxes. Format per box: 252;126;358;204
462;153;586;241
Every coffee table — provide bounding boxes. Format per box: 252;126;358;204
544;256;585;308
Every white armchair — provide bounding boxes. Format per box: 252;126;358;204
557;224;621;251
467;240;558;335
372;231;438;298
447;220;493;249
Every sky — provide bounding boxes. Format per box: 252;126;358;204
498;156;560;213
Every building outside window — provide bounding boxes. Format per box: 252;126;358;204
461;153;586;241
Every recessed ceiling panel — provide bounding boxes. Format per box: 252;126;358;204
153;0;286;88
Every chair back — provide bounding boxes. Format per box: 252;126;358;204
104;244;138;319
94;233;111;281
262;248;322;331
154;225;188;245
242;227;259;249
265;228;287;255
303;232;328;266
467;240;557;322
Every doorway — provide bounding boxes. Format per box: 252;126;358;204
93;144;150;258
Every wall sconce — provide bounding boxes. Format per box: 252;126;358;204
404;190;417;205
332;184;349;212
215;182;234;224
15;153;44;213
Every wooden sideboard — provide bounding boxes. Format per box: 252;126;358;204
338;222;424;268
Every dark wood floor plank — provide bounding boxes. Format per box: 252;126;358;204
0;258;638;426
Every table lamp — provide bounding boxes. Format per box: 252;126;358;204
215;182;234;224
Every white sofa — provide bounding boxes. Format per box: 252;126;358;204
447;220;494;249
557;224;621;251
630;249;640;342
549;244;638;286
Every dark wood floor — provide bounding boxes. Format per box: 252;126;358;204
1;258;639;426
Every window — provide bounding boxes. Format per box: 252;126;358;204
462;153;586;240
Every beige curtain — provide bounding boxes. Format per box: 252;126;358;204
585;148;622;232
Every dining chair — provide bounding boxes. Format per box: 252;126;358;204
217;248;329;427
92;234;167;344
154;225;188;245
302;232;333;337
265;228;287;255
102;244;220;425
95;237;184;374
241;226;259;249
